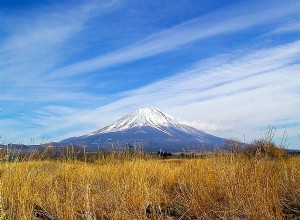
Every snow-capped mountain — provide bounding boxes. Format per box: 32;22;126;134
93;107;177;135
60;107;225;151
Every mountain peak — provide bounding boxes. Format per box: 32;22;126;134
134;107;173;119
93;107;175;134
61;107;225;150
136;107;158;112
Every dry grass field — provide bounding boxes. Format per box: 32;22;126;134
0;153;299;220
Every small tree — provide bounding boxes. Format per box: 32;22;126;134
224;138;242;155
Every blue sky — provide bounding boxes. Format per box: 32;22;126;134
1;0;300;149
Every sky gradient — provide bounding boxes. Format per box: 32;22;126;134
1;0;300;149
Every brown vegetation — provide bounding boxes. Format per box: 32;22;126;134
0;150;299;219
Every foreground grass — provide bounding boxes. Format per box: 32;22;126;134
0;156;299;219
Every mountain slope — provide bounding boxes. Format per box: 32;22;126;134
59;107;225;151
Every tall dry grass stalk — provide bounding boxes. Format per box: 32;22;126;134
0;155;299;219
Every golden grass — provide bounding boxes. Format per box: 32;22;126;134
0;156;299;219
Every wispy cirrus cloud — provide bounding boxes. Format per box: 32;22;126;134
48;1;300;79
0;1;120;102
269;21;300;35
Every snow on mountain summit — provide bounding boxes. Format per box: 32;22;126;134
93;107;177;134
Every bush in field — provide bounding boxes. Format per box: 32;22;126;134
243;140;287;159
241;127;287;159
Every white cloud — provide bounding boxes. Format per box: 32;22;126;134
48;1;300;78
270;21;300;35
0;1;120;102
